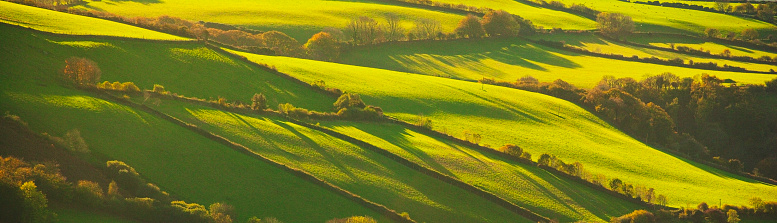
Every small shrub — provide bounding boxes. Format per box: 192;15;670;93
499;144;523;157
152;84;168;95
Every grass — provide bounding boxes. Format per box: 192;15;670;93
54;207;137;223
237;51;777;209
72;0;466;41
432;0;598;30
0;1;187;40
0;23;333;112
151;99;533;223
0;25;384;223
528;32;777;73
628;34;777;60
319;121;642;222
337;38;777;88
556;0;776;35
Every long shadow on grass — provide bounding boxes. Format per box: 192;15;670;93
333;122;640;222
272;120;358;180
342;38;582;79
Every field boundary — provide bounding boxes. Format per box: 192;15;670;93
525;37;774;74
91;90;416;223
596;33;777;66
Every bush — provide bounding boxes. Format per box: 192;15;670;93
305;32;340;61
251;93;267;110
334;93;367;111
75;180;104;208
62;57;101;86
499;144;523;157
611;210;655;223
152;84;168;95
597;12;634;39
482;10;520;37
455;14;485;38
415;116;433;130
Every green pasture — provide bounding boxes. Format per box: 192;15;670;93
0;25;384;223
0;23;332;111
151;99;532;223
628;34;777;60
432;0;597;30
54;208;137;223
531;33;777;73
238;52;777;209
72;0;465;41
338;38;776;88
320;121;641;222
556;0;775;35
0;1;186;40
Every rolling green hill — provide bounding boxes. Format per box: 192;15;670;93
628;34;777;59
319;121;642;222
237;51;777;209
433;0;598;30
552;0;776;35
0;1;187;40
72;0;465;41
0;22;333;112
151;99;533;223
530;32;777;73
338;38;776;88
0;24;384;223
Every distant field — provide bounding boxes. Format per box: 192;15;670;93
338;38;777;88
0;1;187;40
73;0;465;41
433;0;598;30
153;100;532;223
531;33;777;73
320;121;642;222
628;34;777;59
238;52;777;208
555;0;776;35
0;25;383;223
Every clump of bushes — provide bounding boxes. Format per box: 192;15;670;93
97;81;141;93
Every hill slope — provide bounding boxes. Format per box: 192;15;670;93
0;24;384;222
238;52;777;208
0;1;187;40
73;0;466;41
339;38;776;88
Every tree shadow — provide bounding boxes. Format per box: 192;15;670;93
343;38;582;79
271;119;358;180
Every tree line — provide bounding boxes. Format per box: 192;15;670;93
480;74;777;180
610;197;777;223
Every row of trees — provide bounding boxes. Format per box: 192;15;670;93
480;73;777;178
611;197;777;223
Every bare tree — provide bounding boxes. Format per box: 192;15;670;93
346;16;382;45
412;18;441;40
384;13;405;41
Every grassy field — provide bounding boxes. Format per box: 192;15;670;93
0;1;187;40
432;0;598;30
530;33;777;73
151;99;533;223
319;121;642;222
0;23;333;112
553;0;776;35
238;52;777;209
72;0;465;41
628;34;777;59
0;25;386;223
338;38;777;88
54;208;137;223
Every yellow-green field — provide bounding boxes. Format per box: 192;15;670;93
556;0;775;35
72;0;465;41
152;99;533;223
0;24;385;222
338;38;776;88
629;34;777;59
531;33;777;72
238;52;777;209
0;1;187;40
321;121;642;222
433;0;598;30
